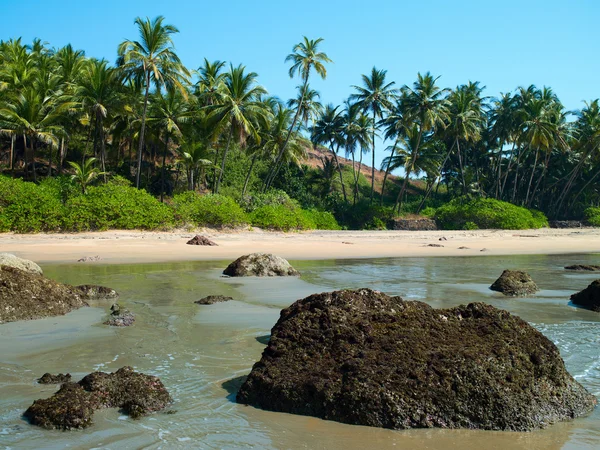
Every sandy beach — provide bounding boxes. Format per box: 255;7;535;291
1;227;599;264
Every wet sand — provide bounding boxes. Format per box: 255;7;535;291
1;227;599;264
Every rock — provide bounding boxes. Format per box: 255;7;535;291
24;366;172;430
0;266;87;324
0;253;43;275
186;235;218;246
389;218;438;231
38;373;72;384
223;253;300;277
458;246;470;250
77;256;101;263
565;264;600;272
439;237;447;241
480;248;489;252
549;220;584;229
103;303;135;327
195;295;233;305
490;270;539;296
426;244;444;247
237;289;596;431
570;280;600;312
74;285;119;300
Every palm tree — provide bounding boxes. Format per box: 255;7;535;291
176;141;213;191
266;37;331;188
287;83;323;129
69;157;105;193
205;64;268;193
117;15;190;189
341;100;372;203
351;67;397;203
195;58;226;106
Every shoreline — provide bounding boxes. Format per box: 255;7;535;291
1;228;599;265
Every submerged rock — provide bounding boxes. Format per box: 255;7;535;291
0;266;87;324
38;373;72;384
74;285;119;300
195;295;233;305
223;253;299;277
24;366;171;430
570;280;600;312
0;253;43;275
490;270;539;296
565;264;600;272
186;235;218;246
237;289;595;431
103;303;135;327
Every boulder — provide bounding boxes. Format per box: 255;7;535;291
186;235;218;246
24;366;171;430
103;303;135;327
195;295;233;305
490;270;539;296
0;253;43;275
74;285;119;300
565;264;600;272
0;266;87;324
223;253;300;277
237;289;595;431
38;373;72;384
570;280;600;312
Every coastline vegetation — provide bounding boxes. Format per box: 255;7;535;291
1;16;599;232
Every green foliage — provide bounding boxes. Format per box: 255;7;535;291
240;189;296;212
335;201;395;230
250;204;315;231
435;197;549;230
63;181;174;231
585;207;600;226
420;206;436;218
0;176;65;232
172;192;248;228
302;209;341;230
38;176;80;203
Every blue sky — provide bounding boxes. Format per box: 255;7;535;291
3;0;599;168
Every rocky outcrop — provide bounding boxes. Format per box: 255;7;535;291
223;253;299;277
570;280;600;312
24;366;171;430
549;220;584;229
38;373;72;384
0;253;43;275
565;264;600;272
237;289;595;431
0;266;87;324
186;235;218;246
74;285;119;300
490;270;539;296
389;218;438;231
103;304;135;327
195;295;233;305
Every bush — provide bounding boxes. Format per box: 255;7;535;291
240;189;296;213
0;176;65;232
435;197;549;230
250;204;315;231
172;192;248;228
63;182;174;231
335;201;395;230
585;207;600;226
302;209;341;230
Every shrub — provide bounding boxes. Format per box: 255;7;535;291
172;192;248;228
63;182;174;231
335;202;395;230
302;209;341;230
0;176;65;232
585;207;600;226
250;204;315;231
435;197;549;230
240;189;296;213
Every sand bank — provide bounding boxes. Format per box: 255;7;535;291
1;228;599;265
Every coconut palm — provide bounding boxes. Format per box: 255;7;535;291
69;157;105;193
195;58;226;106
117;15;190;188
351;67;397;203
340;100;372;203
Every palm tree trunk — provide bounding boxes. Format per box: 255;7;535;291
30;137;37;183
47;143;53;179
215;127;233;194
9;134;15;172
330;143;347;203
100;119;107;183
356;148;365;203
58;138;65;175
456;139;467;194
416;141;456;214
394;127;423;212
380;138;399;206
500;142;517;199
370;111;376;204
23;134;28;179
511;147;523;203
524;148;539;206
160;129;169;202
529;150;551;207
351;150;358;205
136;72;151;189
242;153;258;198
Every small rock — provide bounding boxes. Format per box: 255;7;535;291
439;237;447;241
0;253;43;275
341;242;354;245
570;280;600;312
195;295;233;305
223;253;300;277
480;248;489;252
565;265;600;272
490;270;539;296
77;256;101;263
426;244;444;247
186;235;218;246
38;373;72;384
104;304;135;327
458;246;470;250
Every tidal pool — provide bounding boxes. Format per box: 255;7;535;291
1;253;599;449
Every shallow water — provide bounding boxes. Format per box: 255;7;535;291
1;253;599;449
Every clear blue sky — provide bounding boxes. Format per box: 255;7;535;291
3;0;599;169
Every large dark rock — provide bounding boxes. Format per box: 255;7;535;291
24;366;172;430
237;289;595;431
389;218;438;231
74;285;119;300
38;373;72;384
195;295;233;305
186;235;218;246
565;264;600;272
0;266;87;324
490;270;539;296
223;253;299;277
570;280;600;312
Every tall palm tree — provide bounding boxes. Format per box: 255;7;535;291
117;15;190;188
351;67;397;203
266;37;331;188
287;83;323;129
206;64;268;193
341;100;372;203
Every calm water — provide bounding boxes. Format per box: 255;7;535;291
1;254;599;449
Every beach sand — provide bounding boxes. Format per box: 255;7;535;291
1;227;599;264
